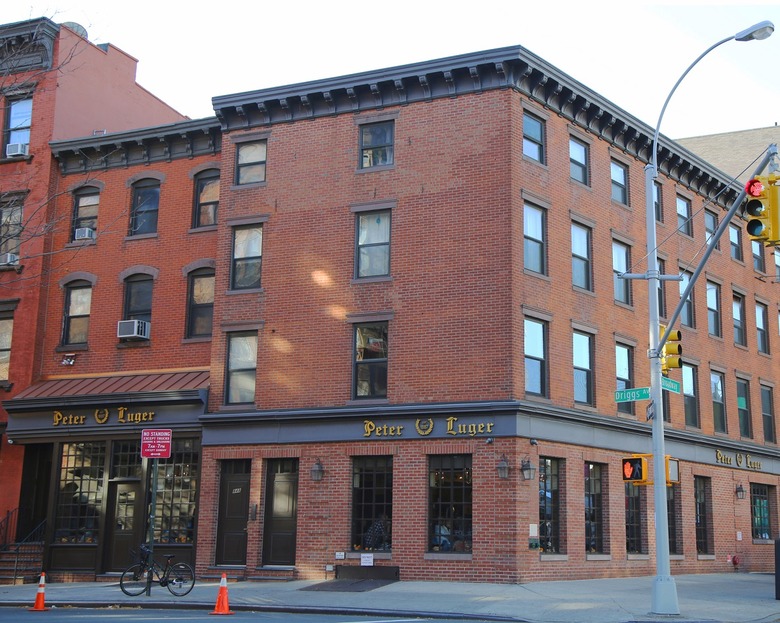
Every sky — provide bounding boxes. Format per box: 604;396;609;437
4;1;780;140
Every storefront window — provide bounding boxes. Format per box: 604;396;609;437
584;462;604;553
428;454;472;553
54;442;106;544
539;457;562;553
152;439;199;543
352;456;393;551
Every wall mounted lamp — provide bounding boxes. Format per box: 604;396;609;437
496;455;510;480
735;484;746;500
520;458;536;481
310;458;325;482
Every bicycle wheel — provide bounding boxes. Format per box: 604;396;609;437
119;563;149;596
166;562;195;596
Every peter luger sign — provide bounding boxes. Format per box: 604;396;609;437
363;416;495;438
52;406;155;427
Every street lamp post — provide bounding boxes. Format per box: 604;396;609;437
645;20;774;615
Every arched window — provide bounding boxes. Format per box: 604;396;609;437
72;186;99;241
193;169;219;228
129;179;160;235
63;280;92;345
186;268;214;338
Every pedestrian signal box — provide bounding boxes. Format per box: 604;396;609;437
622;457;648;483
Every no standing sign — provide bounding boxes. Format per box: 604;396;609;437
140;428;172;459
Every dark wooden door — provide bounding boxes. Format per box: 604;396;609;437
105;481;143;571
262;458;298;566
215;460;251;566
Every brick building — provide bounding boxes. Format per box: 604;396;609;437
3;34;780;584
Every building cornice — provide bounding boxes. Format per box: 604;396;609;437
0;17;58;74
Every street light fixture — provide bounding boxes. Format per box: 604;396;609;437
644;20;773;615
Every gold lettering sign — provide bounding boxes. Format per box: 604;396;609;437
363;417;494;439
51;406;155;427
715;449;762;471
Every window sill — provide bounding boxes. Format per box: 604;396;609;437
627;553;649;561
669;554;685;561
124;233;158;241
117;340;151;349
586;553;611;561
423;552;472;562
182;336;212;344
347;398;389;406
218;404;254;412
753;539;773;545
188;225;217;234
351;276;393;285
65;240;96;248
56;344;88;352
0;155;32;164
540;553;568;562
523;269;550;281
346;552;392;560
230;182;267;191
697;554;716;560
226;287;264;296
356;164;395;174
572;285;596;297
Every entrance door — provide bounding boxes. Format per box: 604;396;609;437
215;459;251;566
105;482;144;571
17;444;52;539
262;458;298;566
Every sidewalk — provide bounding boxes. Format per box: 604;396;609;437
1;572;779;622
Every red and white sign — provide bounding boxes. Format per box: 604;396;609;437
141;428;172;459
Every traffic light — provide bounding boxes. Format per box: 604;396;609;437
622;457;647;483
744;176;780;245
660;324;682;375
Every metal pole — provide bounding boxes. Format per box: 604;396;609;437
145;457;158;597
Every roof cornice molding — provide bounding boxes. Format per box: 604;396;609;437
0;17;59;74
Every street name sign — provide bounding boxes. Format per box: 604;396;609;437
615;387;651;403
661;376;681;394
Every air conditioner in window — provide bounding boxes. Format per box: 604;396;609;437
117;319;151;340
0;253;19;266
5;143;29;158
74;227;96;241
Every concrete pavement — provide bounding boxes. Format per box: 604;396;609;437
0;572;779;622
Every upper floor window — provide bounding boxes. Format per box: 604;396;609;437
226;331;257;404
523;113;545;163
706;281;721;337
616;343;633;415
610;161;628;204
711;371;727;433
523;204;546;275
573;331;594;406
571;222;592;291
657;258;667;318
193;169;219;228
757;302;770;355
0;311;13;381
737;378;752;438
356;210;391;278
186;268;215;338
236;141;267;184
569;139;588;185
653;182;663;222
123;274;153;323
231;225;262;290
0;196;23;257
676;196;692;236
129;179;160;236
72;187;99;241
62;280;92;346
683;363;699;428
4;97;32;153
612;241;631;305
733;293;746;346
679;270;695;328
752;240;766;273
762;385;776;443
524;317;547;397
354;322;388;399
360;121;394;169
730;224;743;261
704;210;719;249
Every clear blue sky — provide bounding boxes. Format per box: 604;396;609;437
4;1;779;139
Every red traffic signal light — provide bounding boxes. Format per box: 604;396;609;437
622;457;647;482
746;177;764;197
744;175;779;244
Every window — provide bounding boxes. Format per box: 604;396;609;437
356;210;391;278
360;121;394;169
679;271;694;328
524;317;547;397
0;197;23;257
352;456;393;551
615;343;633;414
129;179;160;236
236;141;267;184
612;241;631;305
193;169;219;227
761;385;775;443
123;274;152;323
776;250;780;280
694;476;712;554
152;439;199;544
225;331;257;404
231;225;262;290
733;294;746;346
667;485;682;554
573;331;594;406
72;187;99;239
523;113;544;163
625;483;645;554
706;281;721;337
539;457;562;553
704;210;718;249
610;160;628;204
753;240;766;273
63;281;92;345
584;462;604;553
428;455;472;553
737;378;753;438
571;223;592;290
523;204;546;275
757;302;770;354
4;97;32;149
676;196;692;236
354;322;388;399
730;224;743;261
54;442;105;544
569;138;588;184
657;258;667;318
751;484;772;540
711;371;727;433
653;182;663;222
683;363;699;427
0;312;12;380
186;269;214;338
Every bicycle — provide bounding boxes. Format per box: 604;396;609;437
119;544;195;596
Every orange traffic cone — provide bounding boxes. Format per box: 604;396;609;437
209;573;234;615
29;572;49;611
